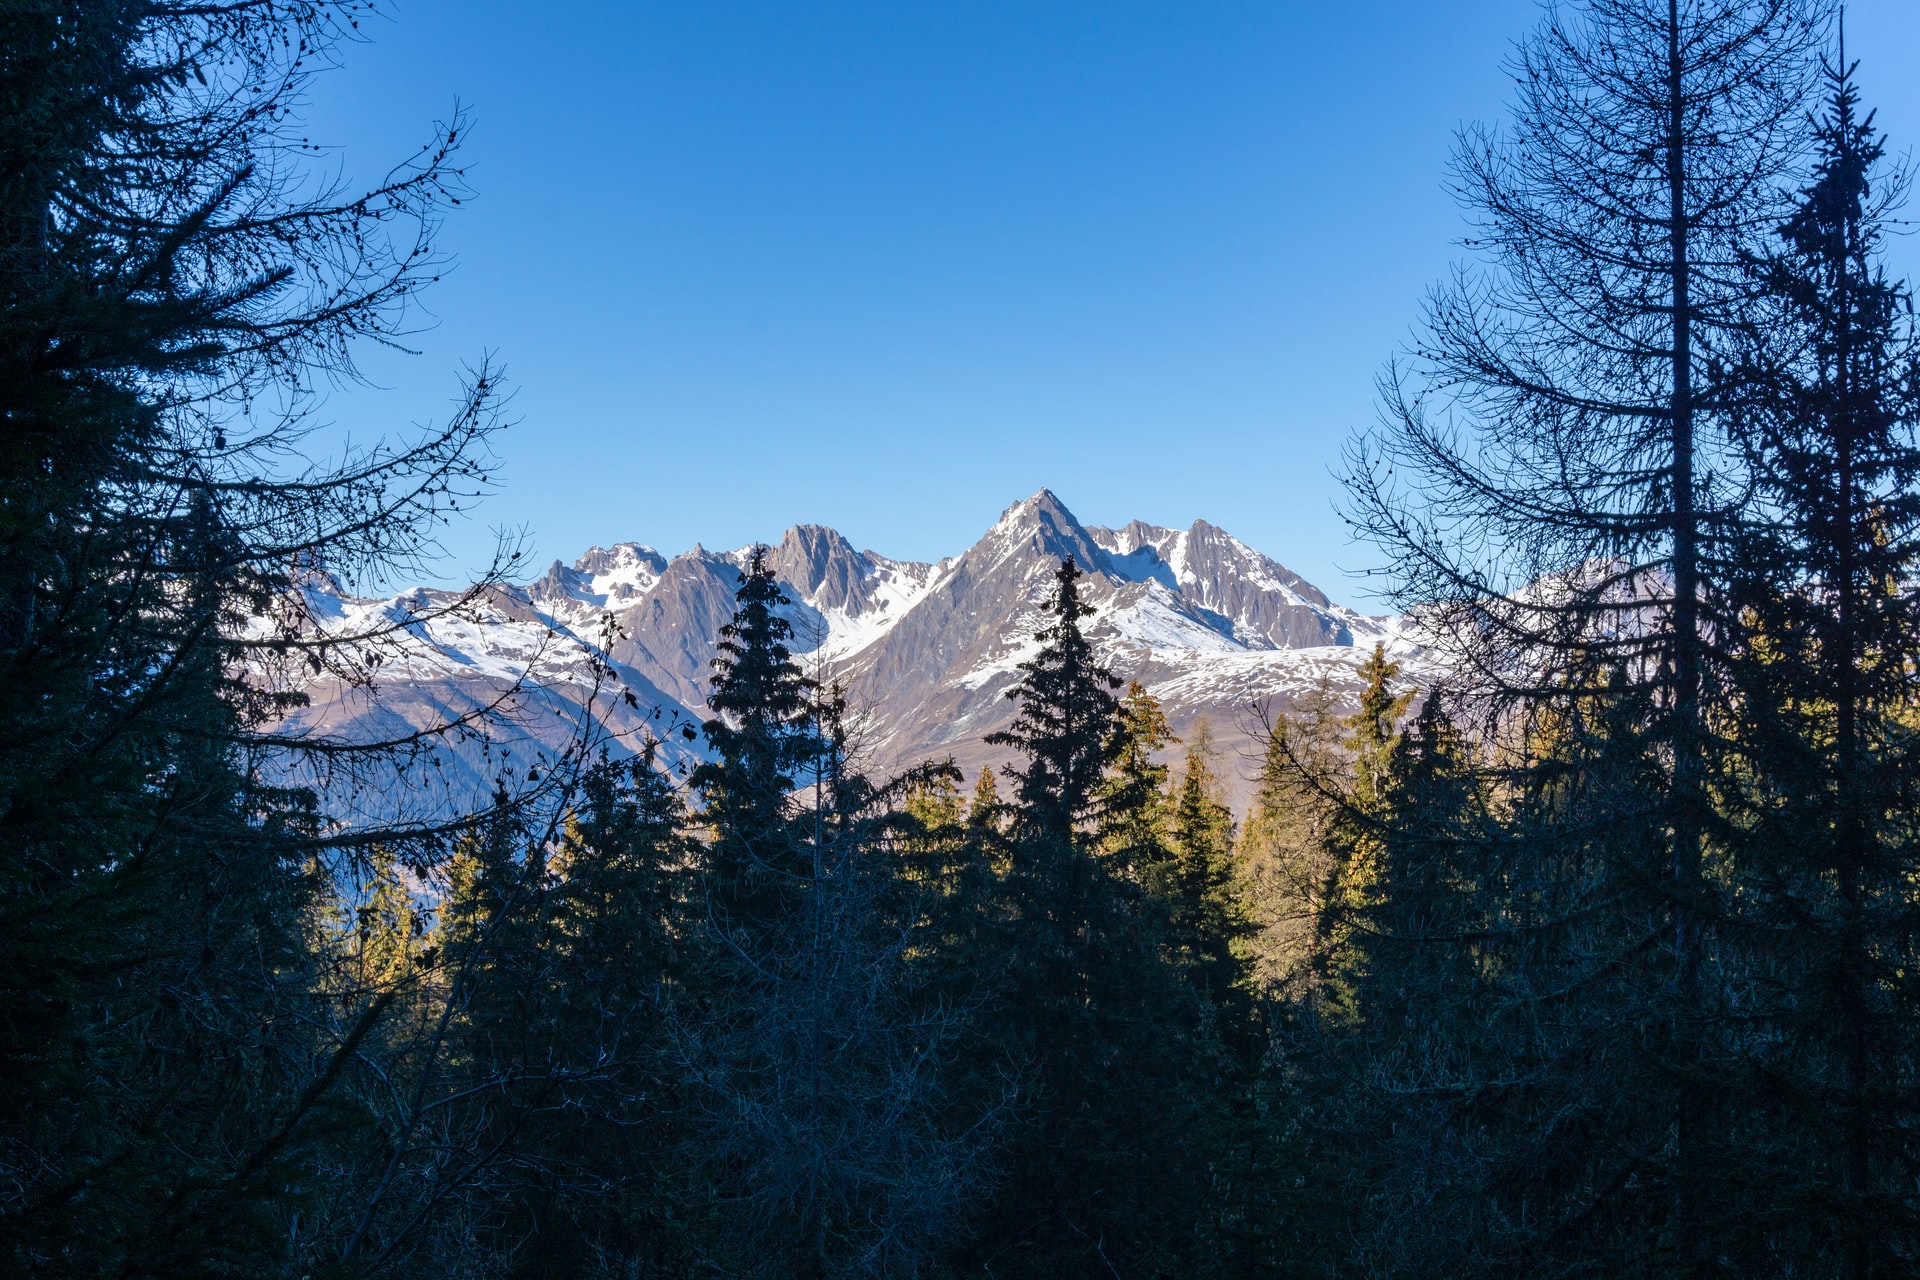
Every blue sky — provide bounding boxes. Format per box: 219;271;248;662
303;1;1920;608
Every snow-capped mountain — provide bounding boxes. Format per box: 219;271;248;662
286;490;1422;815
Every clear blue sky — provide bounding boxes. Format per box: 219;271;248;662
302;1;1920;608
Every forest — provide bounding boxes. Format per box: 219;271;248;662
4;0;1918;1276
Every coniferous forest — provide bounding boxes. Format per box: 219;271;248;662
6;1;1920;1276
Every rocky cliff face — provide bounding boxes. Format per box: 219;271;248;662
288;490;1421;816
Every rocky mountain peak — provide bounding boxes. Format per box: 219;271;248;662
974;488;1114;581
574;542;667;578
536;542;672;607
774;524;876;615
529;558;587;602
1084;516;1353;649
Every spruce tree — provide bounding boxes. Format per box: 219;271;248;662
965;766;1005;839
1160;720;1251;1035
983;557;1129;1045
1097;680;1175;878
0;5;509;1274
1272;647;1415;1021
967;558;1219;1280
687;559;993;1277
989;556;1122;844
1239;680;1349;1002
692;549;820;932
347;845;427;990
1319;694;1506;1277
524;749;694;1273
1719;45;1920;1271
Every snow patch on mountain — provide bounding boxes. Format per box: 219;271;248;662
282;583;612;688
1102;581;1249;655
578;543;668;601
801;557;945;662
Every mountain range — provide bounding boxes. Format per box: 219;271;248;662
286;490;1422;817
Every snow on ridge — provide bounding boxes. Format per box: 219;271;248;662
287;496;1411;709
264;498;1450;826
286;529;1416;704
1103;545;1181;590
260;575;611;690
955;618;1049;691
1209;528;1311;604
1090;518;1394;649
1144;646;1396;708
551;499;1383;674
972;489;1087;572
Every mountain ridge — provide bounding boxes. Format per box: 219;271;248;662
286;490;1422;815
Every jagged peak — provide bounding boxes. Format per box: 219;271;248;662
278;494;1426;833
987;488;1075;533
974;489;1112;577
571;540;665;573
528;557;583;599
1089;517;1176;553
676;542;761;576
668;543;745;573
782;522;855;544
290;561;349;599
770;523;876;614
1180;518;1329;608
777;521;864;573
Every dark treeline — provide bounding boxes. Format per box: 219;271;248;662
6;1;1920;1277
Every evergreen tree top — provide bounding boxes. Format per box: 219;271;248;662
1035;553;1099;628
1349;643;1414;807
989;557;1124;842
1782;51;1887;269
694;548;821;814
1098;682;1176;876
967;767;1003;830
707;548;814;725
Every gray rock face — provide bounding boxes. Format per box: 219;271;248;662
292;491;1418;817
773;524;879;616
608;550;746;711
